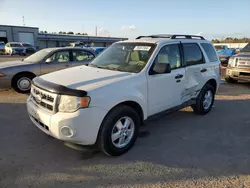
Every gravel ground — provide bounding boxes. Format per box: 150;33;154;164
1;82;250;188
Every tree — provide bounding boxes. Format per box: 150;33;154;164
44;31;48;34
212;38;250;43
67;31;74;34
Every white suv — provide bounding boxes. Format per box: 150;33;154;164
27;34;220;156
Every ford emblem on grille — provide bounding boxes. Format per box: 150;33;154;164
34;94;42;104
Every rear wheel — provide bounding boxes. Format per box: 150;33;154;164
225;76;238;84
97;105;140;156
12;73;35;93
192;84;215;115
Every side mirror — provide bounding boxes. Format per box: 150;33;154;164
45;58;52;63
164;63;171;73
150;63;171;75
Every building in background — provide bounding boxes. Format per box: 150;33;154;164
0;25;128;49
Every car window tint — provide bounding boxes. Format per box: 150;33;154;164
201;43;218;62
73;50;94;62
183;43;203;66
50;51;70;63
153;44;181;73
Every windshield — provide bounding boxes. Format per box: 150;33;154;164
22;43;33;47
23;49;53;63
10;43;22;47
89;43;156;73
241;43;250;52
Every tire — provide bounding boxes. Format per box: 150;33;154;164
12;73;35;93
225;76;238;84
97;105;140;156
192;84;215;115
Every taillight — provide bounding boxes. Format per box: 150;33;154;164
219;64;222;76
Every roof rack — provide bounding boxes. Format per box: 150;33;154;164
136;34;205;40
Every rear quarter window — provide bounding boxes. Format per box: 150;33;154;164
201;43;219;62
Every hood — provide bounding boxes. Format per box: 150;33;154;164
40;66;134;91
0;61;29;69
234;52;250;58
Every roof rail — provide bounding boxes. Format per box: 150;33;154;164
136;34;205;40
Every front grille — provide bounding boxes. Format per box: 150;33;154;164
31;85;58;113
237;58;250;68
240;72;250;76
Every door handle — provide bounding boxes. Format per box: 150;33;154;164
200;68;207;73
175;74;183;79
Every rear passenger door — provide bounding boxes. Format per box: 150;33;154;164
72;50;95;67
181;42;211;102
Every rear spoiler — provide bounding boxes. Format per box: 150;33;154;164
32;77;87;97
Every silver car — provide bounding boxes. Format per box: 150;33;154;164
0;47;96;93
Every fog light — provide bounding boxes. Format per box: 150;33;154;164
60;126;74;137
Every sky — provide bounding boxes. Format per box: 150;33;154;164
0;0;250;40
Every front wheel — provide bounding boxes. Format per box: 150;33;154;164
12;73;35;93
192;84;215;115
97;105;140;156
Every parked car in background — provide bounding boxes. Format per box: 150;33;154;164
5;42;26;56
225;43;250;83
214;45;236;65
0;47;96;93
21;42;36;55
0;41;5;54
90;47;106;55
68;42;85;47
26;34;220;156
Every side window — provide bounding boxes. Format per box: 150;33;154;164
73;51;95;62
201;43;219;62
183;43;203;66
49;51;70;63
152;44;181;74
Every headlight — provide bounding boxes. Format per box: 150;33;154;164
58;95;90;113
228;57;235;67
0;73;5;77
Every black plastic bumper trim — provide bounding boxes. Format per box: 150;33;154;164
32;77;87;97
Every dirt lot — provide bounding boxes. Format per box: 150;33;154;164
0;82;250;188
0;55;27;62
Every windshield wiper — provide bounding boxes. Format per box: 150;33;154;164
88;64;103;69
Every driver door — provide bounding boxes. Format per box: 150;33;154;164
41;50;72;74
147;43;186;116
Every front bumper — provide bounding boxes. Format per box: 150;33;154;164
226;67;250;81
12;51;26;55
26;96;108;145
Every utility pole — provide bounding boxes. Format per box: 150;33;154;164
22;16;25;26
95;26;97;36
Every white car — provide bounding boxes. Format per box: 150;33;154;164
5;42;26;56
27;34;220;156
